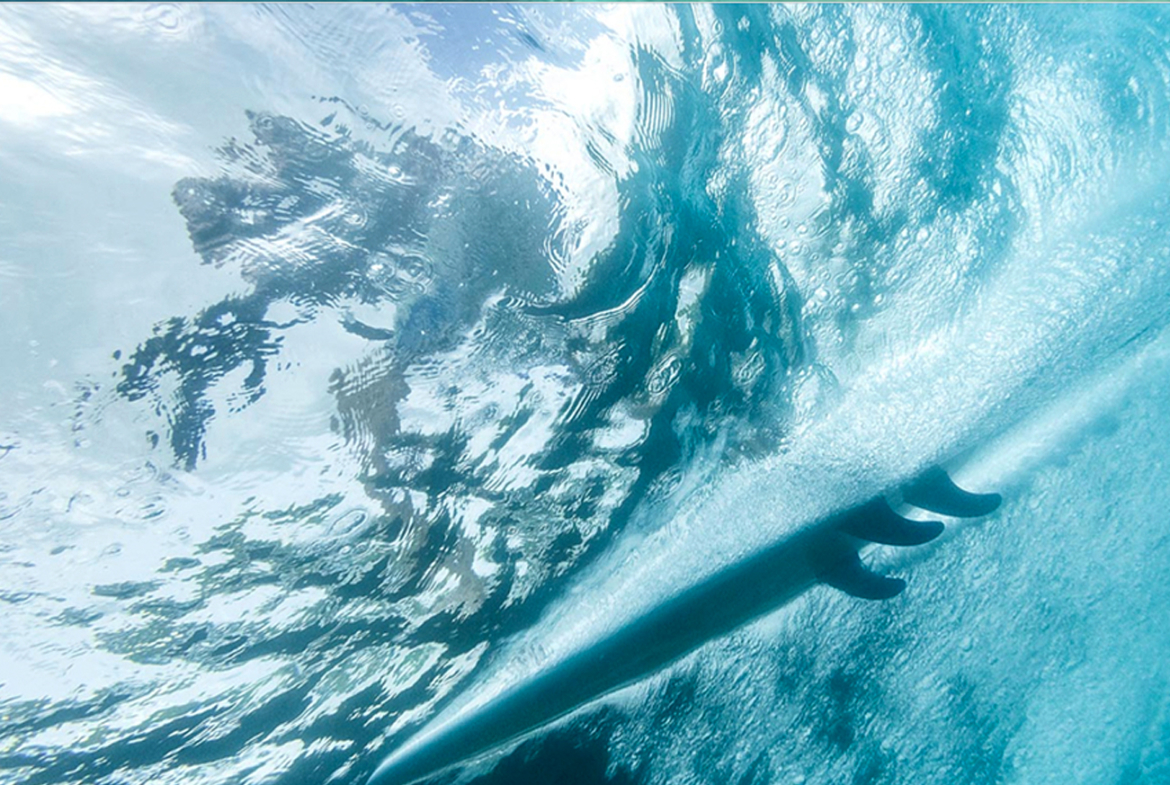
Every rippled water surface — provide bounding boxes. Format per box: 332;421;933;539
3;4;1170;784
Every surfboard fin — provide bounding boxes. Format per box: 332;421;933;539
837;498;945;546
820;469;1001;601
902;465;1002;518
819;550;906;600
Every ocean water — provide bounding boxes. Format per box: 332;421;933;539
2;4;1170;784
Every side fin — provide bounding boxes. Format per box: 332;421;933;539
819;551;906;600
837;498;944;546
902;466;1002;518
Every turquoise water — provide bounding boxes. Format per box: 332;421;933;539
2;4;1170;784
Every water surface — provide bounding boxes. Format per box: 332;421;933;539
2;5;1170;784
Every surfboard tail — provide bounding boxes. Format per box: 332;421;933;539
822;467;1000;600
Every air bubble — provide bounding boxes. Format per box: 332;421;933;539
777;181;796;205
144;3;184;32
344;207;368;228
587;351;621;387
647;356;682;395
330;509;370;538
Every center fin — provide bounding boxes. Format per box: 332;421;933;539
837;498;944;546
902;466;1002;518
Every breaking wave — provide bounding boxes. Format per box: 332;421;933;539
3;5;1170;785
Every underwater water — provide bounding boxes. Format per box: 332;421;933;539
3;3;1170;784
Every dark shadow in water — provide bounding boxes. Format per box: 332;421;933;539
462;710;644;785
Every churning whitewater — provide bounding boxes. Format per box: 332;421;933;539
2;5;1170;785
